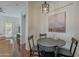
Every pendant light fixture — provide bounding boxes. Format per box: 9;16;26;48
42;1;49;13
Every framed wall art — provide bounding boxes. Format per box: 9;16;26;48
48;12;66;32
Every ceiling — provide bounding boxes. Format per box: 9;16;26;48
0;1;26;17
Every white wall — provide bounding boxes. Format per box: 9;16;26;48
28;1;79;56
73;2;79;57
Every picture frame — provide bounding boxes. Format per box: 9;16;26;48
48;12;66;32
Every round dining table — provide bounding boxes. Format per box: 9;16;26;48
37;38;66;56
37;38;66;47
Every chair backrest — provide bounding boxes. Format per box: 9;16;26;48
28;35;35;51
70;37;78;56
39;33;47;39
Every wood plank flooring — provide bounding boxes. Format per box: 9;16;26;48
16;40;38;57
19;44;38;57
17;43;30;57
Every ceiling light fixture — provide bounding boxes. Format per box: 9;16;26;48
42;1;49;13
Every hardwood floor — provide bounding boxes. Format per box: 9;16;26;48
20;47;30;57
16;40;38;57
19;44;38;57
16;43;30;57
0;39;12;57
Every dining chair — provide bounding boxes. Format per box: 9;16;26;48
57;37;78;57
39;33;47;39
16;34;20;51
28;35;38;56
37;44;56;57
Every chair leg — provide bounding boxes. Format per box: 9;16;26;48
32;51;34;56
30;52;31;57
55;46;59;57
38;51;40;57
30;51;32;57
